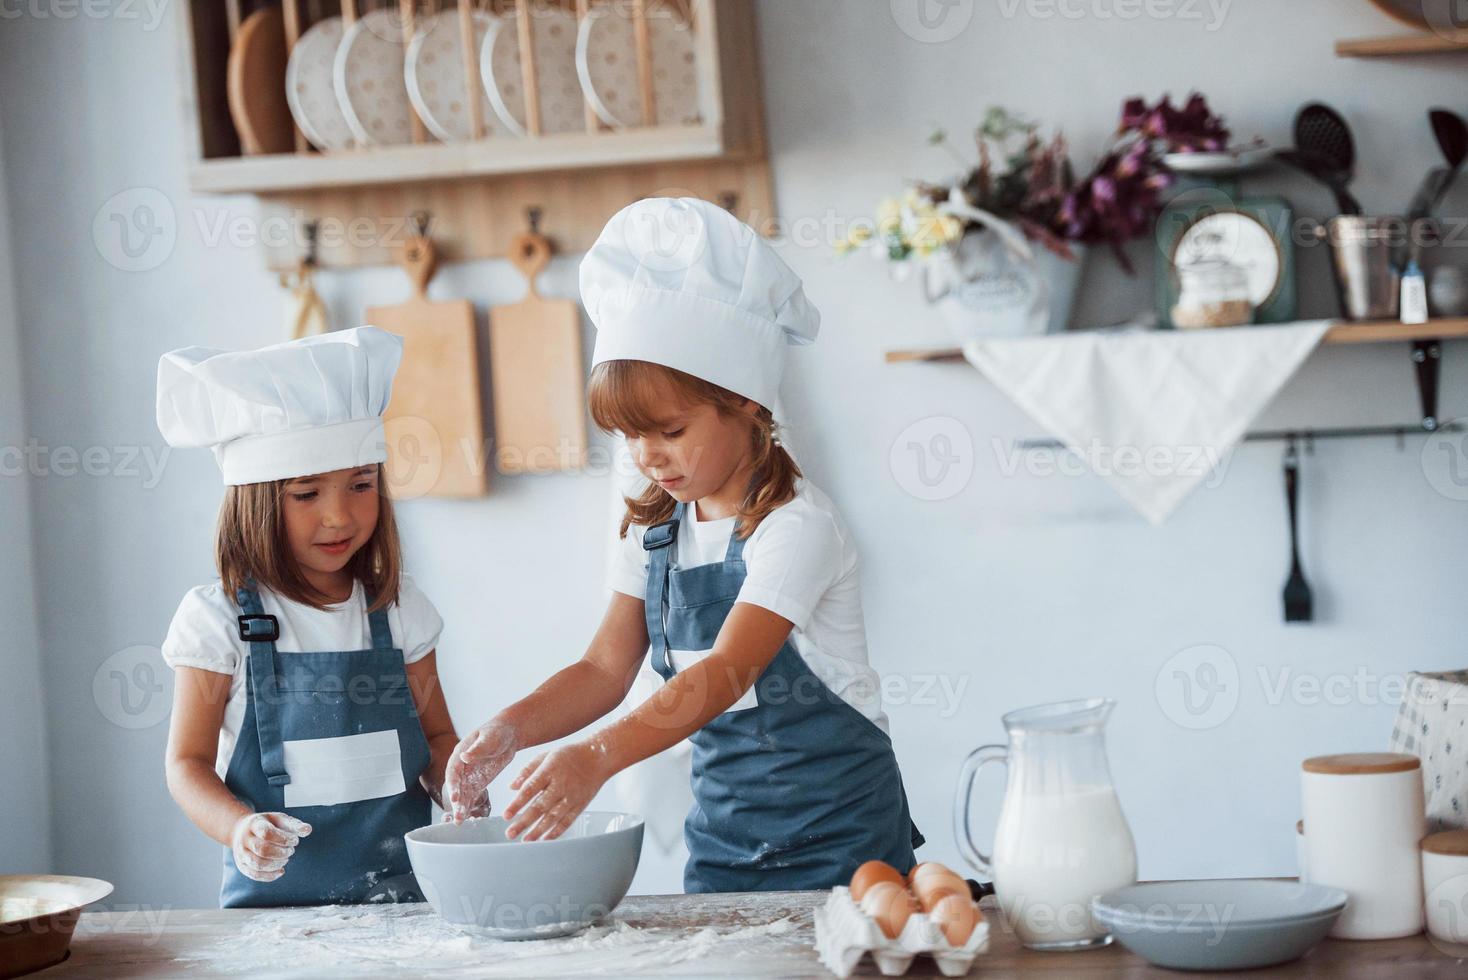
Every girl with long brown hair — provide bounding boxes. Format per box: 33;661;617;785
445;198;924;893
156;327;467;907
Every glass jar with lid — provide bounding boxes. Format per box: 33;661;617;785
1172;258;1254;329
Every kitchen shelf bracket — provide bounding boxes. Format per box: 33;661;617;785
1411;338;1443;431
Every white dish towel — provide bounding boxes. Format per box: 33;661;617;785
963;321;1333;524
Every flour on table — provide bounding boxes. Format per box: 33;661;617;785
177;904;805;978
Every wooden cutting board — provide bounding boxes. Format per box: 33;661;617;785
366;233;488;498
226;5;295;155
489;232;588;474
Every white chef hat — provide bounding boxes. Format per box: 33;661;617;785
579;196;820;412
156;326;403;485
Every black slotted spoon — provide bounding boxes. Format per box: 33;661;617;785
1282;102;1362;216
1282;440;1313;624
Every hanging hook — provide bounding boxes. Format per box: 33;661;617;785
1283;434;1299;468
303;219;320;268
410;210;431;238
526;206;542;235
717;191;738;212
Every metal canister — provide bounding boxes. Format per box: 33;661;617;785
1322;216;1409;321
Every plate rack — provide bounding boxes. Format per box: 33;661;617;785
180;0;772;270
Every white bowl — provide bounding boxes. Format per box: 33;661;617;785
405;812;644;940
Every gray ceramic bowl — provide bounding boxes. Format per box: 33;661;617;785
405;811;645;940
1092;879;1348;971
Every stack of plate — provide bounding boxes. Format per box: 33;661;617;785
281;4;700;152
1091;879;1348;971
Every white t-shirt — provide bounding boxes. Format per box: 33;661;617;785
161;576;444;778
610;480;890;733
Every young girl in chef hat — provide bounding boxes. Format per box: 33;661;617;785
156;326;469;908
445;197;924;892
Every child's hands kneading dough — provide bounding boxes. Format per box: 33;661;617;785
230;813;311;883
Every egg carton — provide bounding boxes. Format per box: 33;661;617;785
813;886;990;978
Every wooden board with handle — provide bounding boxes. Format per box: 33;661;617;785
489;232;588;474
366;232;489;498
226;5;295;156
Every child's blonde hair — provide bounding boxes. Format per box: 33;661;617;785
588;360;802;539
215;463;401;611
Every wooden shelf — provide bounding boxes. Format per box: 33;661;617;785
883;319;1468;364
190;124;735;195
1335;31;1468;57
178;0;774;269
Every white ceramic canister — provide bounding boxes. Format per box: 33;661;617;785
1301;753;1425;940
1422;831;1468;950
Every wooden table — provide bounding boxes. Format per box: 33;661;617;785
48;890;1466;978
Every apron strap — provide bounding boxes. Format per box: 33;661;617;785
364;592;395;651
723;521;749;562
236;585;291;788
642;504;683;675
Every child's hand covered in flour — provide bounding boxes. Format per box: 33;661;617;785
502;741;613;841
444;719;520;823
230;812;312;882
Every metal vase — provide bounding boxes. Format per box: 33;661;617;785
1323;216;1408;321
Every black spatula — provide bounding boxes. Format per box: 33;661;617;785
1282;441;1313;624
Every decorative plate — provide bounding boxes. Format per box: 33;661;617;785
335;9;417;146
1163;144;1274;177
576;3;700;129
405;10;502;142
479;6;585;137
1367;1;1455;30
285;16;355;151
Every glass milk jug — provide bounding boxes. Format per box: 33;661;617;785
954;698;1138;950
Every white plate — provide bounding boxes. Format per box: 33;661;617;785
576;4;700;129
479;6;584;137
285;16;355;151
405;10;501;143
335;9;417;146
1164;144;1274;176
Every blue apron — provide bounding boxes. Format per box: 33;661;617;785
643;504;924;893
220;585;431;908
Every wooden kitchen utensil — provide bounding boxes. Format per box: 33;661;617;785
366;223;489;497
227;5;296;155
489;229;588;474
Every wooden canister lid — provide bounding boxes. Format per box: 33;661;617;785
1423;831;1468;856
1301;752;1420;775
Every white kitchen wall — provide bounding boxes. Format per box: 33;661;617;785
0;115;52;875
3;0;1467;908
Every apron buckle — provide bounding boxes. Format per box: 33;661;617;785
237;614;281;642
643;519;680;551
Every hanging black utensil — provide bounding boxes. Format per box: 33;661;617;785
1292;103;1362;215
1428;108;1468;213
1282;440;1313;624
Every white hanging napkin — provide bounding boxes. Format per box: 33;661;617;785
963;321;1333;524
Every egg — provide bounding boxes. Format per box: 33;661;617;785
906;860;956;885
859;880;915;939
849;859;905;901
912;870;967;912
930;893;982;947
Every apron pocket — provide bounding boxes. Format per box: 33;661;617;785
281;729;407;808
669;648;759;712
